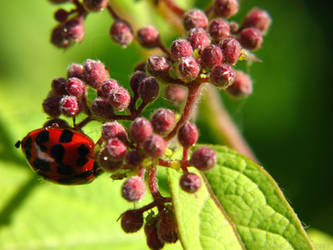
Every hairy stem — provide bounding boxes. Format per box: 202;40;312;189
164;82;202;141
161;0;185;16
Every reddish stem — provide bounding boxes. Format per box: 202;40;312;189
161;0;185;17
148;166;162;200
158;159;170;167
106;3;120;20
157;38;171;57
164;82;202;141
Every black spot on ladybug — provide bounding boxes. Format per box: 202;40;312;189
36;130;49;146
76;170;93;179
50;144;65;163
33;158;51;172
24;137;32;160
77;144;90;157
76;157;88;167
39;145;48;153
57;164;74;175
57;178;76;185
59;129;74;143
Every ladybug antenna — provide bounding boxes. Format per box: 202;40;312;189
15;140;21;148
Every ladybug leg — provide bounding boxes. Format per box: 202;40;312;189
15;140;21;149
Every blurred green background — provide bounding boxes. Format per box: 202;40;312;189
0;0;331;248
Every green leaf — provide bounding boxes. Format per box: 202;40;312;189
308;229;333;250
202;145;315;250
167;166;244;250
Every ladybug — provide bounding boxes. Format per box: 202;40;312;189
16;128;101;185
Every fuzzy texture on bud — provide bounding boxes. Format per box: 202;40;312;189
242;8;271;33
143;134;167;158
98;79;119;98
208;18;230;42
59;95;80;117
239;27;263;51
121;176;146;202
170;39;193;60
84;59;108;89
137;25;160;48
219;37;241;65
190;147;217;171
102;121;127;141
201;45;223;68
91;97;113;119
51;16;84;48
52;77;67;96
105;138;127;161
187;28;210;50
214;0;239;18
165;85;187;106
146;56;170;77
178;121;198;148
138;76;160;103
129;117;153;143
43;96;61;117
130;71;147;96
144;216;165;250
110;20;134;47
97;147;123;171
65;77;86;97
227;71;252;98
109;87;131;112
83;0;108;12
151;108;176;135
176;56;200;83
182;9;208;31
121;209;144;233
180;172;202;193
210;64;235;88
67;63;84;79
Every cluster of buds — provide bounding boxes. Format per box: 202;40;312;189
43;0;271;249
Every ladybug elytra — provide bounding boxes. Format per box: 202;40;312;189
17;128;101;185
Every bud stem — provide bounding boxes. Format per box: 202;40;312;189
160;0;185;17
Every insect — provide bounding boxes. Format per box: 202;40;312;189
16;127;101;185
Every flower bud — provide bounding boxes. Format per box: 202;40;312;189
144;216;165;250
66;77;86;97
109;87;131;112
190;147;216;171
143;134;167;158
67;63;84;79
59;95;80;117
125;150;143;168
165;85;187;106
105;138;127;161
187;28;210;50
130;71;147;96
157;206;178;243
121;209;144;233
176;56;200;83
121;176;146;202
54;9;69;23
214;0;239;18
83;59;109;89
210;64;235;88
182;9;208;30
129;117;153;143
110;20;134;47
42;96;61;117
180;172;201;193
51;77;67;96
170;39;193;60
137;25;160;48
208;18;230;42
146;56;170;77
178;121;198;148
151;108;176;135
43;119;70;129
138;76;159;103
242;8;271;33
97;147;123;171
227;71;252;98
219;37;241;65
201;44;223;68
102;121;127;141
239;27;263;51
98;79;119;98
91;97;113;118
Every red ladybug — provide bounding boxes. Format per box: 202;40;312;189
16;128;101;185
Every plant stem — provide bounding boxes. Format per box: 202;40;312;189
202;85;257;161
148;166;162;200
161;0;185;17
164;82;202;141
